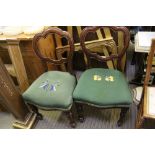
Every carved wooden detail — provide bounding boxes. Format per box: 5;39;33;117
80;26;130;71
32;27;74;74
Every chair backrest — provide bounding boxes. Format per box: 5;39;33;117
80;26;130;72
32;27;74;74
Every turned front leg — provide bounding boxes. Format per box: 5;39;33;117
75;103;84;123
66;110;76;128
28;104;43;120
117;107;129;127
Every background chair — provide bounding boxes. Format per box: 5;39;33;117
136;39;155;128
22;27;76;128
73;26;132;126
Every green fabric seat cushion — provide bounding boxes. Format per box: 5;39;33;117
73;68;132;107
22;71;76;110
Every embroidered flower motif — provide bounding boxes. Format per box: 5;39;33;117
49;81;61;92
93;75;102;81
39;80;61;92
39;80;49;91
49;84;56;92
105;76;114;82
54;81;61;86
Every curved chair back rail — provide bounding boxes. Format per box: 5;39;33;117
80;26;130;71
32;27;75;74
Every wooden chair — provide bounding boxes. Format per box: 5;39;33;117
136;39;155;128
73;26;132;126
22;27;76;128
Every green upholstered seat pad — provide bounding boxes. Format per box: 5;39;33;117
22;71;76;110
73;68;132;107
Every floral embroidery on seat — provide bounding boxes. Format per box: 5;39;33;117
39;80;49;91
105;76;114;82
93;75;102;81
39;80;61;92
49;84;56;92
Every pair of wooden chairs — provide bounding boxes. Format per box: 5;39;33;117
22;26;132;128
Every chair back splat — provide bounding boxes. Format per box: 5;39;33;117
32;27;74;74
80;26;130;71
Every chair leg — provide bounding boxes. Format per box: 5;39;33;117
66;110;76;128
75;103;84;123
28;104;43;120
136;117;144;129
117;108;129;127
136;103;144;129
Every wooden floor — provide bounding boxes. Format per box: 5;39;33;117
0;104;137;129
0;42;139;129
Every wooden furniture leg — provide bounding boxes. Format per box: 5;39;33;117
117;107;129;127
66;110;76;128
75;103;85;122
28;104;43;120
136;117;144;129
136;101;144;129
7;40;29;92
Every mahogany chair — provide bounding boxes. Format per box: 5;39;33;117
73;26;132;126
22;27;76;128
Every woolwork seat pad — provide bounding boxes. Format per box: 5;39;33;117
73;68;132;107
22;71;76;110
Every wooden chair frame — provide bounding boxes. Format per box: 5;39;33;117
26;27;76;128
54;26;119;71
80;26;130;71
136;39;155;128
75;26;131;126
33;27;74;74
